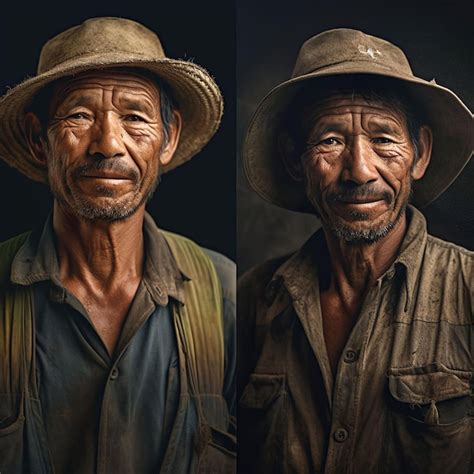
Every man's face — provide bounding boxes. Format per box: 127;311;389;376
43;70;172;221
300;94;418;243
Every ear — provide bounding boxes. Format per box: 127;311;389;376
411;125;433;180
279;132;304;182
159;110;183;167
24;112;49;165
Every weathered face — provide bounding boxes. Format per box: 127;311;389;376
40;70;177;221
300;94;420;243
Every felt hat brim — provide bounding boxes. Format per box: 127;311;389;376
244;62;473;211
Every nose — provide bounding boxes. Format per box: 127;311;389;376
88;113;126;158
341;136;379;186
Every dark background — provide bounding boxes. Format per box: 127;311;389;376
237;0;473;274
0;1;235;259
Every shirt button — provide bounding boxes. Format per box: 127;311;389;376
333;428;349;442
385;269;396;281
110;367;119;380
343;350;358;363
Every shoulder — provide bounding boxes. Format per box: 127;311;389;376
425;234;473;259
421;234;473;320
238;254;291;306
202;248;236;304
157;226;235;305
424;234;473;276
0;232;31;286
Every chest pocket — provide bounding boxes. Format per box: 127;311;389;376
384;363;472;474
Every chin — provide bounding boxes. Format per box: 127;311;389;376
69;203;136;221
331;222;395;244
329;207;406;245
61;194;144;222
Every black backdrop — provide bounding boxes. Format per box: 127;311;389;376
237;0;474;274
0;1;235;260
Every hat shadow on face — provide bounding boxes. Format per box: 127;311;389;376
243;29;473;213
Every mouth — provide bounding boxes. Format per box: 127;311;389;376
81;173;133;181
337;197;386;206
338;197;384;204
331;197;389;215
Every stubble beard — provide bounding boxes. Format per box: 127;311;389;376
306;180;413;245
329;202;408;245
48;166;160;222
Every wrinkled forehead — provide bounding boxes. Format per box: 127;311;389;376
49;68;161;107
295;89;412;139
285;75;418;136
303;92;408;124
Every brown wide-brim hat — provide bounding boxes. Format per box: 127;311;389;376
0;17;223;183
244;28;473;211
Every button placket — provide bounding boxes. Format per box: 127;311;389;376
325;285;382;472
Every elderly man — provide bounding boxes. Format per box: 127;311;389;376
238;29;473;474
0;17;235;474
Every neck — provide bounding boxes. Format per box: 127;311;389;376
322;214;407;295
53;201;145;291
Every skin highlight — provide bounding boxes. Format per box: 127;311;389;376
284;93;432;375
24;70;182;354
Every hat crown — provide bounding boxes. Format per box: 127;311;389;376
292;28;413;78
38;17;165;74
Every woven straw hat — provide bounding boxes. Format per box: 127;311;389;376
244;28;473;212
0;17;223;183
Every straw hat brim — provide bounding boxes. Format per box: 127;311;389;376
244;62;473;211
0;51;223;183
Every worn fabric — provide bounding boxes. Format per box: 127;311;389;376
238;206;473;474
0;212;236;474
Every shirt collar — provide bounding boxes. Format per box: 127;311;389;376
391;205;428;311
267;205;428;311
10;211;187;306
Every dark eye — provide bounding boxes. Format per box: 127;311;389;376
319;137;341;146
372;137;394;144
68;112;87;120
125;114;146;122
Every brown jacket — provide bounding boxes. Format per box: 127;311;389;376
237;206;473;474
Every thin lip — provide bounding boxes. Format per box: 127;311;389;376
335;198;386;204
81;173;132;180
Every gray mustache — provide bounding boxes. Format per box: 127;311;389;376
73;159;140;181
328;186;393;203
